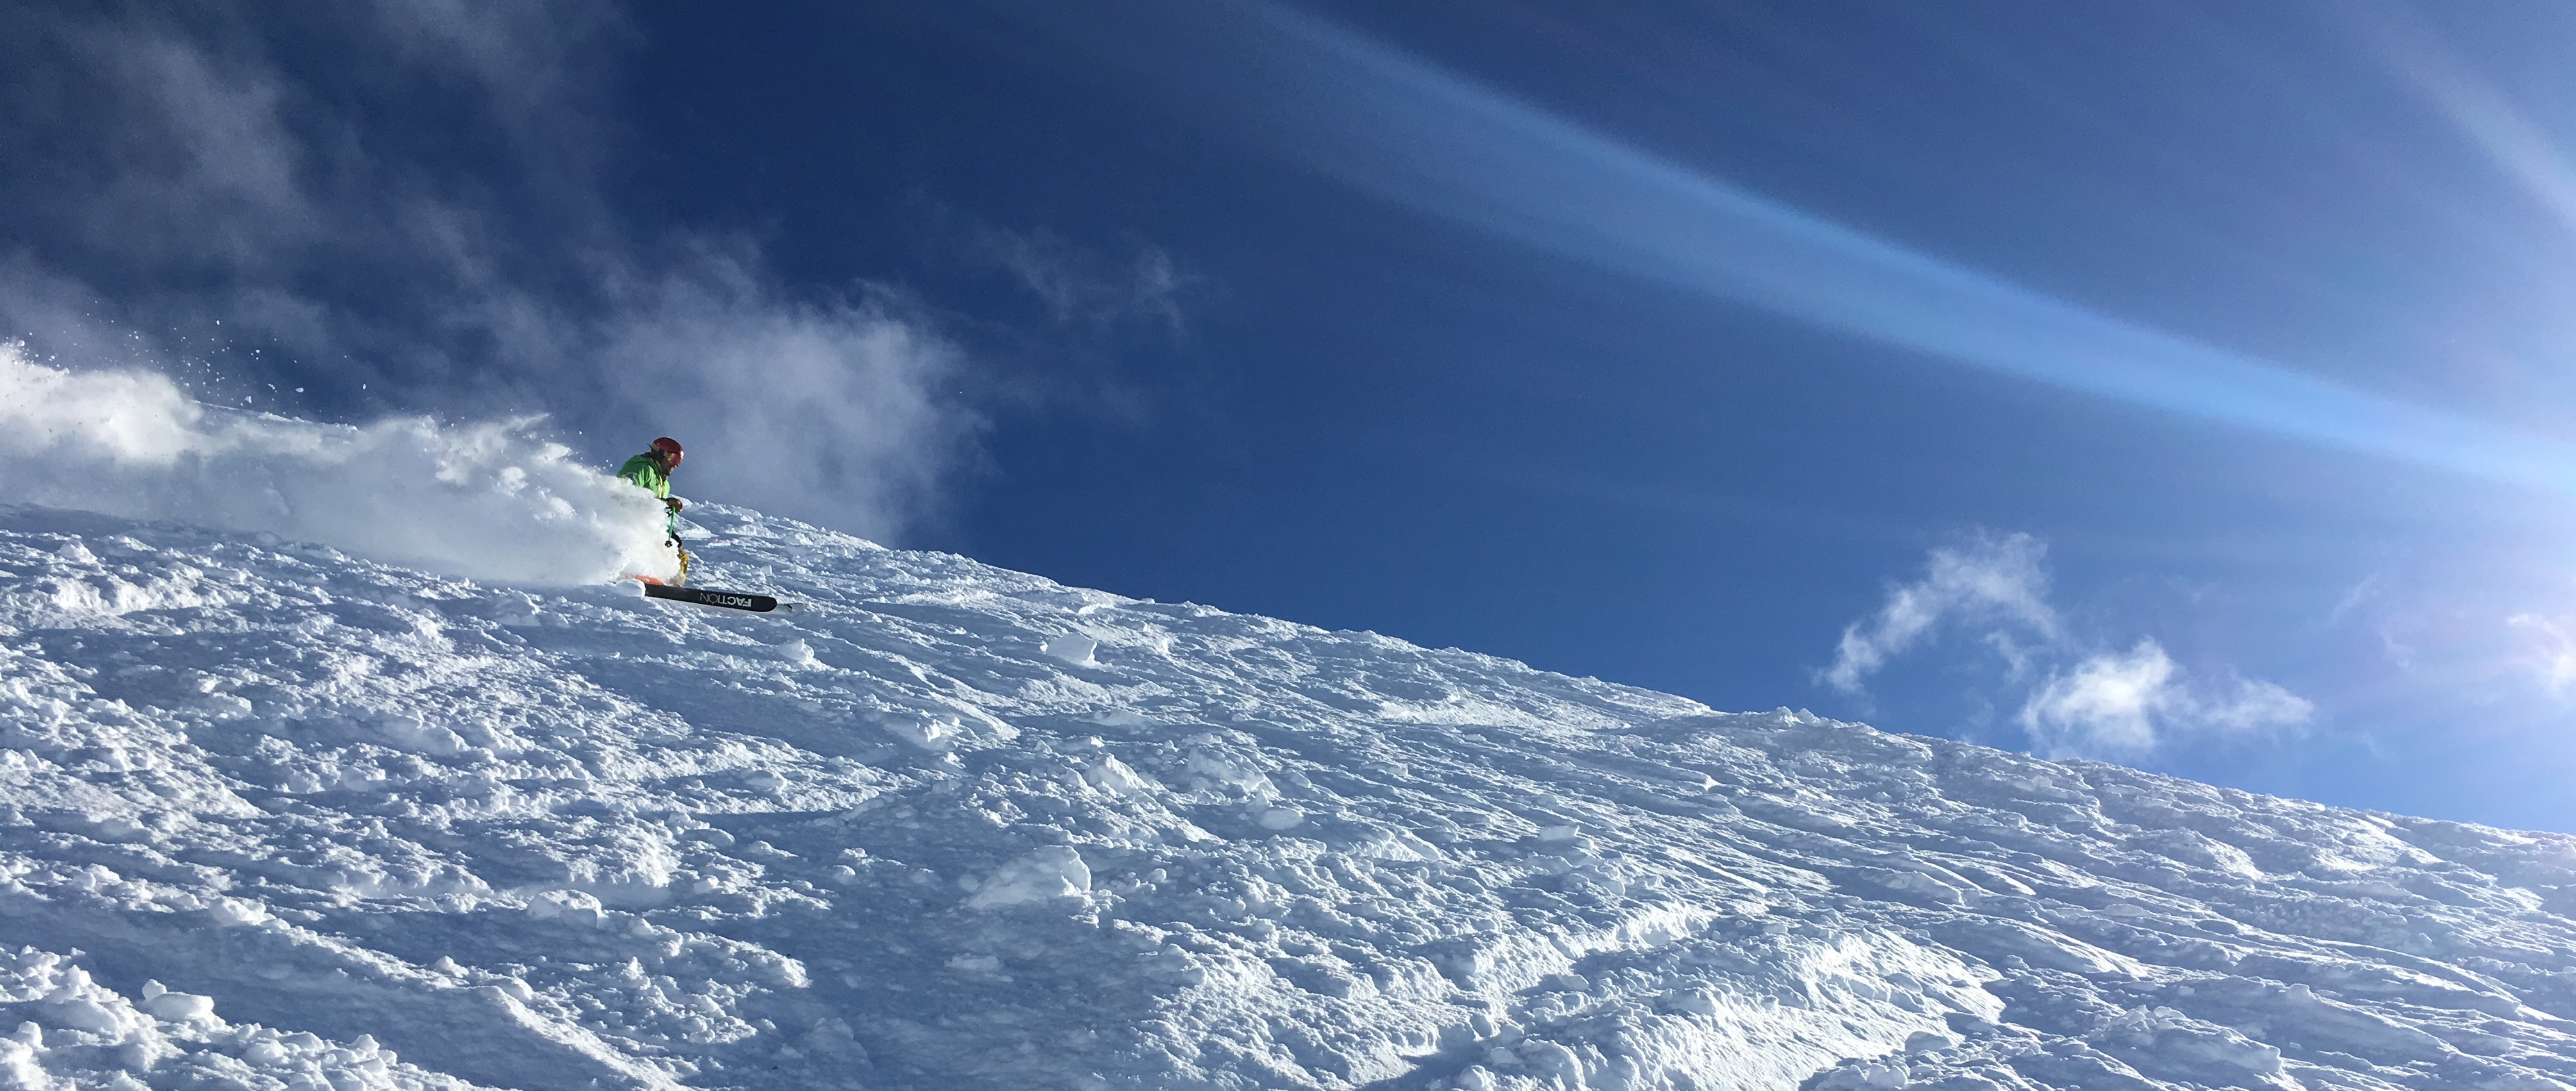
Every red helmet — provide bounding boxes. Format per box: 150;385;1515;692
650;437;684;457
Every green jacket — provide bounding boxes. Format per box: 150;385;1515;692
619;453;678;537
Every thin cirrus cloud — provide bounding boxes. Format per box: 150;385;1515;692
1016;0;2576;499
0;0;979;542
2504;613;2576;698
2349;5;2576;242
1824;532;2312;758
972;222;1195;337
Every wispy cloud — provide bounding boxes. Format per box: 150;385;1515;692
0;0;977;541
1826;531;2312;758
2017;640;2312;758
2507;613;2576;697
1017;0;2576;497
2350;5;2576;242
973;223;1196;337
1823;531;2058;693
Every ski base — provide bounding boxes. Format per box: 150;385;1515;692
643;583;780;612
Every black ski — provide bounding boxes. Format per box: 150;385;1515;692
643;583;780;613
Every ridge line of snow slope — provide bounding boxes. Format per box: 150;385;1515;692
7;499;2576;1090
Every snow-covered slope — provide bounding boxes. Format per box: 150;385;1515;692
8;499;2576;1091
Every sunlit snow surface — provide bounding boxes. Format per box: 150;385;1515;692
6;503;2576;1090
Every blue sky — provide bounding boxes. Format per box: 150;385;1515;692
10;1;2576;829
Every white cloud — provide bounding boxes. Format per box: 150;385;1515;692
2203;676;2316;733
1826;532;2314;758
2016;640;2312;758
1823;531;2058;692
2017;640;2175;754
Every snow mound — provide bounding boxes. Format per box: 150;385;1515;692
7;499;2576;1090
0;346;674;584
0;947;474;1090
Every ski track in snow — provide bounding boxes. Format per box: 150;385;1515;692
4;503;2576;1090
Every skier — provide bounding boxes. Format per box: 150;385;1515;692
619;437;691;585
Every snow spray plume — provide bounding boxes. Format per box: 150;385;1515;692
0;344;674;584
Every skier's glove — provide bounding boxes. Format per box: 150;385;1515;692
665;497;685;513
